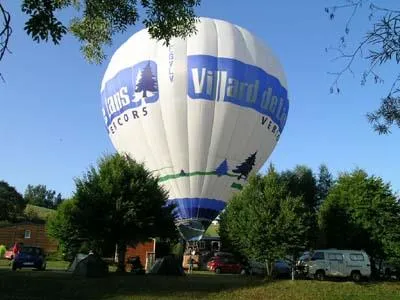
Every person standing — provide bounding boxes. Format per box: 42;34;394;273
188;256;194;274
12;242;21;258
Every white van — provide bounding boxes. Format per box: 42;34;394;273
305;249;371;282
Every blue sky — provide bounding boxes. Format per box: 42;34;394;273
1;0;398;198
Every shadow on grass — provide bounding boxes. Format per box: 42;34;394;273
295;275;397;287
0;270;267;300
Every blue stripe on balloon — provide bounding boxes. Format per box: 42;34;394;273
167;198;226;220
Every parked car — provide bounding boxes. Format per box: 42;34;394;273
295;251;312;277
246;259;291;277
374;260;399;280
304;249;371;282
207;256;247;274
4;248;14;260
12;246;46;271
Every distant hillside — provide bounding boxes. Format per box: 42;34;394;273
204;224;219;237
24;204;56;221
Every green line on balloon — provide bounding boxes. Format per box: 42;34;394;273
158;170;238;182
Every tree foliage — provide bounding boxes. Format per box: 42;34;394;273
0;180;26;221
24;184;63;209
47;198;81;260
0;0;200;70
318;168;400;265
48;153;177;270
326;1;400;134
279;165;319;248
219;165;308;276
316;164;334;207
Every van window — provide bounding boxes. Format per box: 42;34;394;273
311;252;324;260
349;253;365;261
328;253;343;261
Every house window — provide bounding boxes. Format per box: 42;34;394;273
24;230;31;239
198;241;205;250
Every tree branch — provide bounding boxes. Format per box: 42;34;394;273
0;3;12;82
328;37;372;93
325;1;400;133
370;4;400;15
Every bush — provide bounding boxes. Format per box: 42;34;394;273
171;242;185;259
0;245;6;258
46;250;64;261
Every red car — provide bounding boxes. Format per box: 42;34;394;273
4;248;15;260
207;256;247;274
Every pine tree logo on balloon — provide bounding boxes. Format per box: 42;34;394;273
232;152;257;180
135;61;158;98
101;60;160;134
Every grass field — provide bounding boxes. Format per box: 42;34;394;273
0;262;399;300
0;258;69;270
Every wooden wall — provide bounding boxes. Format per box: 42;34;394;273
0;222;58;253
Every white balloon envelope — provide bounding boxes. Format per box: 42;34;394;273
100;17;289;241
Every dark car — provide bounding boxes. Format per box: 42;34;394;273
207;256;247;274
12;246;46;271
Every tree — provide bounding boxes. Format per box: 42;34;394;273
232;152;257;180
0;180;26;221
24;184;63;209
325;1;400;134
316;164;334;207
279;165;319;248
68;153;177;272
0;0;201;79
318;168;400;266
135;62;158;97
47;198;82;260
219;165;308;277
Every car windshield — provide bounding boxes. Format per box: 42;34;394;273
299;254;310;261
20;247;42;255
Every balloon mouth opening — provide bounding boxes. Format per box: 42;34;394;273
176;219;211;241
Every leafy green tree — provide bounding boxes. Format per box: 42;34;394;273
319;169;400;265
0;180;26;221
325;1;400;134
279;165;318;248
70;153;177;272
0;0;201;79
47;198;82;260
24;184;63;209
219;165;308;277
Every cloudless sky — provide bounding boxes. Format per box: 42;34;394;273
1;0;398;198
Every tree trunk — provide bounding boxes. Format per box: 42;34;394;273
115;241;127;273
291;254;295;280
265;260;274;278
270;261;275;278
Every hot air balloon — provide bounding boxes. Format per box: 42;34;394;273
100;17;289;241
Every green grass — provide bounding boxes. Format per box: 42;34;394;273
204;223;219;237
0;266;399;300
24;204;56;220
0;258;69;269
